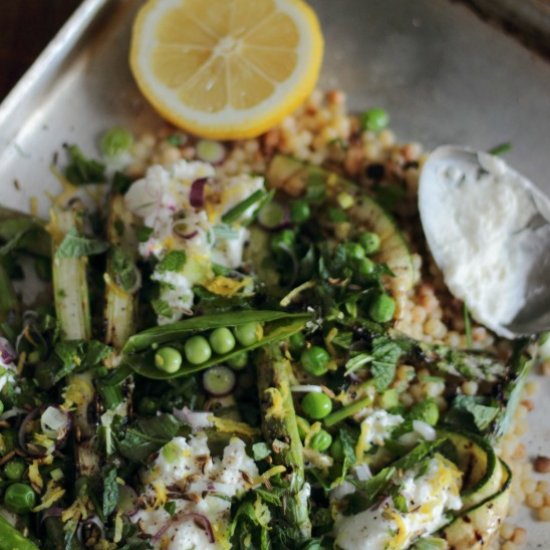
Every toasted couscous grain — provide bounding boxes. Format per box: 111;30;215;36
129;90;546;548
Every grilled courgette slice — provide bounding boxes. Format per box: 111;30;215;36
267;155;416;293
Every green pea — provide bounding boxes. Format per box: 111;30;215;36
203;366;236;396
100;127;134;157
227;352;248;370
409;399;439;426
154;346;183;373
184;336;212;365
343;242;365;261
209;327;236;355
4;483;36;513
329;439;344;461
4;460;25;481
0;399;4;416
301;392;333;420
290;200;311;224
359;231;381;255
310;430;333;452
368;293;396;323
271;229;295;252
357;257;376;279
289;332;305;355
379;388;399;410
301;346;330;376
138;397;158;415
360;108;390;132
233;322;260;347
296;416;311;440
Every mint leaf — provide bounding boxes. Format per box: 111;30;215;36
450;395;499;431
110;247;138;291
157;250;186;272
64;144;106;185
151;299;173;318
56;228;109;259
370;336;403;392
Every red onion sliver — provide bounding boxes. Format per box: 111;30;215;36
0;337;16;365
190;178;208;208
153;512;214;543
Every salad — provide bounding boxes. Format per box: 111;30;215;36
0;93;545;550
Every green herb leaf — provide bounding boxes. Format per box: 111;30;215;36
64;144;106;185
110;247;138;291
488;142;512;156
116;414;181;462
102;465;119;518
157;250;187;272
136;226;154;243
56;228;109;259
370;336;403;392
151;299;173;319
449;395;500;432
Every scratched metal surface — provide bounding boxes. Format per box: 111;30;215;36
0;0;549;544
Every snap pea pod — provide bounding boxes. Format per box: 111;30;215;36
125;312;311;379
124;310;307;353
0;515;39;550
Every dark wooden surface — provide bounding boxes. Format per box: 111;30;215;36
0;0;83;100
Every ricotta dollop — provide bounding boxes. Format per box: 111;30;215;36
333;454;462;550
419;147;550;337
124;160;264;323
133;433;258;550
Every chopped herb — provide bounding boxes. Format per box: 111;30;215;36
151;299;173;318
56;228;109;259
488;142;512;156
64;144;106;185
137;226;154;242
157;250;186;272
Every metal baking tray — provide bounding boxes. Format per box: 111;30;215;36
1;0;549;545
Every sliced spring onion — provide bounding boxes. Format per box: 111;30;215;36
290;385;324;393
222;189;266;224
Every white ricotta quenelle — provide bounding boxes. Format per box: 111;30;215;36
419;146;550;338
132;433;259;549
124;160;264;324
333;454;463;550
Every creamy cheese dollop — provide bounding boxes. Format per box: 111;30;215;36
334;454;463;550
124;160;263;323
357;409;404;451
419;147;550;337
133;433;258;550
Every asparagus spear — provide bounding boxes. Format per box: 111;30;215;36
51;205;91;341
104;194;139;350
256;344;312;540
50;204;96;454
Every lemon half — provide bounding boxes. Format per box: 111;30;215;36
130;0;324;140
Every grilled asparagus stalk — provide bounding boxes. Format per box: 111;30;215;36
257;344;312;540
104;194;139;350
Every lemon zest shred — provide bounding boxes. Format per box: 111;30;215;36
33;481;65;512
254;464;287;487
203;276;251;297
263;388;284;420
211;417;259;438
